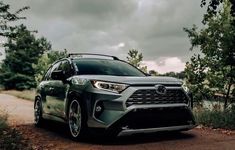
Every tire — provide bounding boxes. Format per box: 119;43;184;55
68;99;87;140
34;97;45;127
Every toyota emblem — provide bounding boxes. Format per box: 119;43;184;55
155;84;167;95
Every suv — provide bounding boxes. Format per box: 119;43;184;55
34;53;196;139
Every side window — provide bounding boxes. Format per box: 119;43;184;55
42;67;52;81
58;60;73;78
48;62;61;80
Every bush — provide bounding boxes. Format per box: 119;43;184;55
0;110;31;150
0;73;36;90
194;106;235;130
0;111;8;132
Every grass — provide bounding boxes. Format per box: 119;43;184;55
0;110;8;131
0;89;35;101
194;106;235;130
0;110;31;150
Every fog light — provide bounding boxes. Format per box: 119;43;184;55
94;101;104;118
95;106;102;112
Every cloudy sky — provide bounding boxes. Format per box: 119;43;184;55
1;0;205;73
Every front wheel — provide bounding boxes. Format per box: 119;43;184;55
68;99;86;140
34;98;45;127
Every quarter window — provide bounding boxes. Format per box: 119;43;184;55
48;62;61;80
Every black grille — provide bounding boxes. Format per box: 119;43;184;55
110;107;195;130
126;89;188;107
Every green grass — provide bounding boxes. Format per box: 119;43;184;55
0;110;31;149
0;90;35;101
194;106;235;130
0;110;8;132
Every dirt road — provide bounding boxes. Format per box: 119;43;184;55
1;93;235;150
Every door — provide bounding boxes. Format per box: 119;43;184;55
46;60;73;118
41;61;61;115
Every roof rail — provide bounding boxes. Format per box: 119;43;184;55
67;53;119;60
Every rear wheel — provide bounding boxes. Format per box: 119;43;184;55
68;99;86;140
34;98;45;127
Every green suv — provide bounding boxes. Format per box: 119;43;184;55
34;53;196;139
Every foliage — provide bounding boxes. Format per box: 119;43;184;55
0;110;31;150
126;49;148;73
160;71;186;79
184;0;235;108
0;111;7;131
33;50;67;84
149;70;159;76
194;105;235;129
201;0;235;22
0;25;51;90
0;1;29;37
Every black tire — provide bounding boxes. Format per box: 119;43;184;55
34;97;45;127
67;99;87;140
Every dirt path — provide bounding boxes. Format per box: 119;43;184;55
0;94;34;125
1;93;235;150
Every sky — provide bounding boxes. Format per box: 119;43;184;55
0;0;205;73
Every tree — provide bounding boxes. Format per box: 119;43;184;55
160;71;186;79
149;70;158;76
201;0;235;21
0;1;29;56
126;49;148;73
0;1;29;37
0;25;51;90
33;50;67;84
184;0;235;109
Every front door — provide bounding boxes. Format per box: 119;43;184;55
45;60;73;118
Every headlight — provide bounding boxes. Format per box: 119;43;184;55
91;81;128;93
182;82;189;93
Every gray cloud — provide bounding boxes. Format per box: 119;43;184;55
4;0;206;72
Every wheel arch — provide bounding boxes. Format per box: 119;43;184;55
34;95;42;106
65;91;83;119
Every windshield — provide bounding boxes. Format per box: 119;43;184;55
72;59;146;77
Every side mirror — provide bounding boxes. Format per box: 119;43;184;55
51;70;65;81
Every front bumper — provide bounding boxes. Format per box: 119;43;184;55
85;85;196;134
118;125;196;136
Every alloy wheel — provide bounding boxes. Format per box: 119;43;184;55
69;100;82;137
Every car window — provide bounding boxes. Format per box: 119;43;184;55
47;62;61;80
72;59;146;76
42;67;52;81
58;60;73;78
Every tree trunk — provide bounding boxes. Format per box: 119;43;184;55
224;80;232;110
224;65;233;110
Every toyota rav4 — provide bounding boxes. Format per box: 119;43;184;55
34;53;196;139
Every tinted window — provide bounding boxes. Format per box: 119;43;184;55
43;67;52;81
58;60;73;78
48;62;61;80
73;59;146;76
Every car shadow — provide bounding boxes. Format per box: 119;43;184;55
36;120;196;145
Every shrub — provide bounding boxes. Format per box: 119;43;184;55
0;111;8;132
0;110;31;150
0;73;36;90
194;106;235;130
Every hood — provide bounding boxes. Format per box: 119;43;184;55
74;75;182;85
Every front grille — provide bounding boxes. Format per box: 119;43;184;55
126;89;188;107
110;107;195;130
